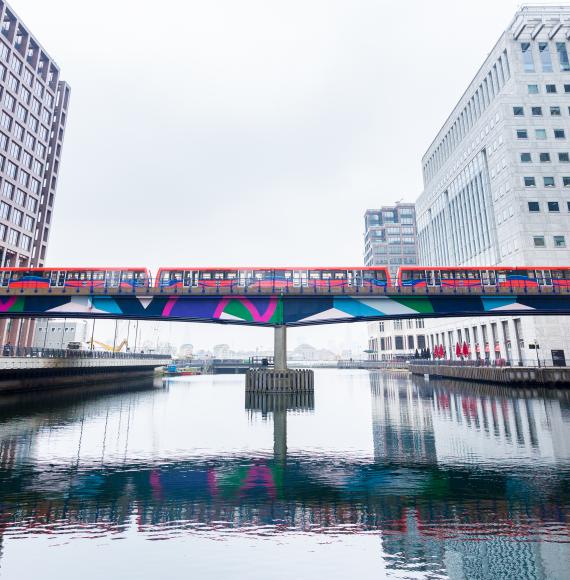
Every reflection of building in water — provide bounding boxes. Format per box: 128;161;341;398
427;379;570;466
382;508;570;580
369;371;437;464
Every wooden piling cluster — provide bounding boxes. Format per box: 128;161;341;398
245;369;314;392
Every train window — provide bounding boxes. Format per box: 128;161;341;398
400;270;411;281
467;271;478;280
226;272;237;279
552;270;563;279
497;271;507;283
283;271;292;279
309;271;321;280
200;272;211;280
322;272;332;279
93;271;104;281
0;271;7;286
363;271;374;279
333;271;345;279
374;271;386;280
214;272;224;280
160;271;170;280
441;271;451;279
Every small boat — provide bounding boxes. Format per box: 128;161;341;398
163;364;200;376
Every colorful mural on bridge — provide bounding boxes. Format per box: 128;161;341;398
0;293;569;325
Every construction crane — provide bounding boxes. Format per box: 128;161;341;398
87;339;128;352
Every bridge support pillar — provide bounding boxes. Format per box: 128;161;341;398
274;325;287;371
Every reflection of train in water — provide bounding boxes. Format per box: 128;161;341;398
0;265;569;290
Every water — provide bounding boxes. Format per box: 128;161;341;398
1;370;570;579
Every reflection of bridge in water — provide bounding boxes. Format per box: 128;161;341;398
1;374;570;577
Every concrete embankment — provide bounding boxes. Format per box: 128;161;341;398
0;357;170;393
409;363;570;386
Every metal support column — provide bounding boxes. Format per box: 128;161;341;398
274;325;287;371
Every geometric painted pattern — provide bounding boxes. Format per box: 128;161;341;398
0;293;569;326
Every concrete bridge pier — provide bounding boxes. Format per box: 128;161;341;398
274;325;287;371
245;326;314;392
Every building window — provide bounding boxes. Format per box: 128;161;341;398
556;42;570;71
5;160;16;179
567;201;570;212
554;235;566;247
535;129;547;139
532;106;543;116
14;189;24;206
548;201;560;212
546;84;557;94
566;84;570;93
11;208;22;226
7;228;18;246
19;234;31;251
559;153;570;162
564;176;570;187
513;106;524;116
25;196;37;213
520;152;532;162
539;152;550;162
539;42;554;72
524;176;536;187
516;129;528;139
2;181;13;199
0;112;12;131
528;84;539;94
394;336;404;350
13;123;23;141
0;201;10;219
521;42;535;72
551;106;561;116
528;201;540;212
533;236;546;247
555;129;566;139
544;176;555;187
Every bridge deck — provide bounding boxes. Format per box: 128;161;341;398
1;285;568;296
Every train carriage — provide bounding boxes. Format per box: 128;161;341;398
0;267;150;290
397;266;570;289
155;267;391;290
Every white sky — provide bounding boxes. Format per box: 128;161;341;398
12;0;557;351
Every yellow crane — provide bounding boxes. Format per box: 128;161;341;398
87;339;128;352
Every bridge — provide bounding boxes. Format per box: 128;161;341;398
0;285;569;326
1;285;569;374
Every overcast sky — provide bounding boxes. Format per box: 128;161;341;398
12;0;556;351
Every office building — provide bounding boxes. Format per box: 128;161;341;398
0;1;70;347
416;5;570;365
32;320;86;350
363;203;417;280
364;203;426;360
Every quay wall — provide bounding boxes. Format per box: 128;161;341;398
410;363;570;386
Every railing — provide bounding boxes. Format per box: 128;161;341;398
0;346;168;360
2;278;570;296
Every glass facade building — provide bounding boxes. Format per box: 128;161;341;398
416;5;570;365
0;1;70;346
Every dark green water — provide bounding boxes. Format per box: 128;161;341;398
0;370;569;579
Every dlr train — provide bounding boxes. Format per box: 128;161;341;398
0;265;568;290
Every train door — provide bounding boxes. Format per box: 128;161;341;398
293;270;308;287
433;270;441;286
426;270;435;286
541;269;552;286
183;271;193;287
238;270;248;287
107;270;121;288
481;270;495;286
0;270;9;287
